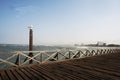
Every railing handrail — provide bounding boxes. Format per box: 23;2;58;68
0;47;120;68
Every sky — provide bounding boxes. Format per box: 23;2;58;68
0;0;120;45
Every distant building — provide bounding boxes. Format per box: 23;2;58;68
74;44;80;46
96;42;106;46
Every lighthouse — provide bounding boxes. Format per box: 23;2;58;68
16;25;34;65
28;25;33;64
28;25;33;51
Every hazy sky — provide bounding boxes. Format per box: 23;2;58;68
1;0;120;45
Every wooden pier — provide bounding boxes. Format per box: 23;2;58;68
0;51;120;80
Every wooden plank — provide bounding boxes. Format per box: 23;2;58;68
48;62;103;80
5;69;17;80
26;67;51;80
41;64;90;80
82;64;120;77
30;66;61;80
64;62;119;79
34;65;82;80
23;67;45;80
59;61;118;80
0;71;10;80
20;68;38;80
32;65;59;79
43;67;80;80
68;57;120;74
28;68;47;80
15;68;31;80
67;60;120;73
10;69;24;80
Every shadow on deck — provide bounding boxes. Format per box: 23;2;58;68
0;52;120;80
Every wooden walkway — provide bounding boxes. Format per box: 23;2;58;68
0;52;120;80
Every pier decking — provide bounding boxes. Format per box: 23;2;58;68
0;52;120;80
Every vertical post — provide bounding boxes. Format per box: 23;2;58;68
56;52;58;60
69;51;71;59
18;53;20;66
28;25;33;64
15;52;20;66
40;52;42;62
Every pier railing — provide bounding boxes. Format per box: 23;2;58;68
0;47;120;68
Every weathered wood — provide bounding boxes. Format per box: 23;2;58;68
20;68;38;80
37;64;85;80
23;67;45;80
64;62;119;79
27;67;50;80
43;63;98;80
15;68;30;80
30;66;58;80
0;53;18;64
5;69;17;80
0;58;18;67
20;53;40;66
10;69;24;80
0;71;9;80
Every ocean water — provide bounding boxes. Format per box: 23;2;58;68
0;44;76;52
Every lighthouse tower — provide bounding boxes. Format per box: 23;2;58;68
28;25;33;51
28;25;33;64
